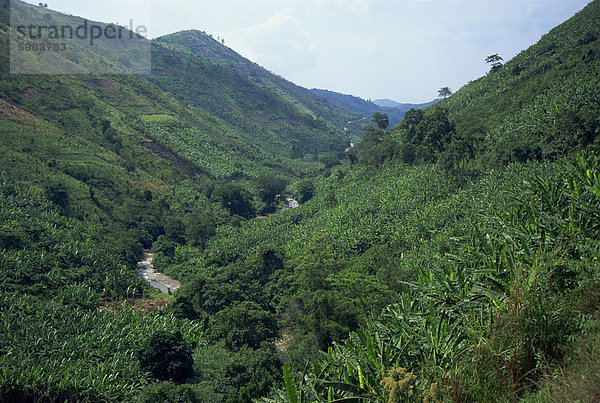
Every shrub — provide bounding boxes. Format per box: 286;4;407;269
209;301;278;349
137;331;194;383
44;182;69;209
210;184;255;218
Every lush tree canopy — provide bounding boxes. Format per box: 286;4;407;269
210;183;255;218
137;331;194;383
372;112;390;130
257;175;286;205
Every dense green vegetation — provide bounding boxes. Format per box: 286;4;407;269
148;41;350;162
2;0;600;401
388;1;600;170
263;154;600;401
156;30;365;140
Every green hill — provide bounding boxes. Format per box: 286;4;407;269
176;1;599;401
155;30;364;138
387;0;600;168
0;1;355;399
0;0;356;229
147;39;351;163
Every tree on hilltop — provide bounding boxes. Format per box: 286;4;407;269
486;54;504;72
438;87;452;99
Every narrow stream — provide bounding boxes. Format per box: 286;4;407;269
286;197;299;209
136;253;181;293
137;198;299;289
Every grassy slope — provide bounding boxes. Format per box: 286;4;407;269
0;0;365;259
155;30;363;139
146;42;348;168
436;0;600;164
0;0;352;187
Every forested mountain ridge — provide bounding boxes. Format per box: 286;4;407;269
310;87;438;128
2;0;600;402
0;0;351;171
155;29;364;139
0;0;354;242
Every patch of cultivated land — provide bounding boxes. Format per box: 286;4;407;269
0;98;38;120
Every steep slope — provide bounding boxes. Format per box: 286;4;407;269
0;0;350;300
1;2;349;398
421;0;600;165
147;42;349;163
155;1;600;401
3;0;600;402
382;0;600;171
155;30;363;138
2;1;352;176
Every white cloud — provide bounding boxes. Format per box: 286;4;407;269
314;0;378;16
223;9;316;73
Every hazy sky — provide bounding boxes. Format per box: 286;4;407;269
22;0;591;102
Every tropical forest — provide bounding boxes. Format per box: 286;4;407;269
1;0;600;401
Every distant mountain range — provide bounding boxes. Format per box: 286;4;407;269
310;89;438;128
373;99;402;108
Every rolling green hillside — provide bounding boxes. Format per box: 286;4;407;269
387;0;600;168
147;41;349;165
0;0;354;226
155;30;364;139
0;1;352;399
160;1;599;401
0;0;355;324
